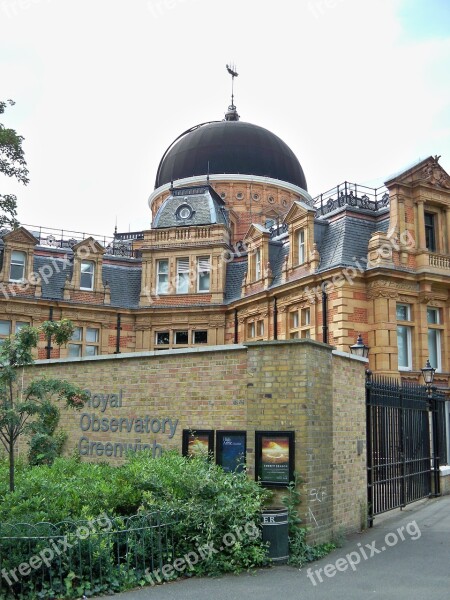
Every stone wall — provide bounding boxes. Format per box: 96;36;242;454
21;339;368;543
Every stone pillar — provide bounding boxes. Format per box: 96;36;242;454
416;199;426;250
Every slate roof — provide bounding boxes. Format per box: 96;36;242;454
317;213;390;272
31;251;142;308
153;186;228;228
225;261;247;303
1;205;393;309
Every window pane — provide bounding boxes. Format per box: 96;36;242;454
68;344;81;357
71;327;82;341
10;264;25;281
257;321;264;336
86;328;99;343
156;331;170;345
397;325;410;368
193;330;208;344
301;308;311;326
290;312;299;329
177;273;189;294
197;257;210;291
290;332;299;339
157;274;169;294
198;272;210;291
10;251;26;281
0;320;11;336
175;331;188;344
428;329;440;370
427;308;439;325
11;250;26;263
396;304;409;321
80;261;94;289
158;260;169;274
298;230;305;264
15;322;28;333
255;249;261;280
85;345;98;357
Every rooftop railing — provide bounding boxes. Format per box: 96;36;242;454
313;182;389;217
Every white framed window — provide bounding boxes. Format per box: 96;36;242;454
80;261;95;290
155;331;170;346
289;311;299;329
255;249;261;281
397;303;412;370
197;256;210;292
427;307;442;371
9;250;26;282
247;319;264;340
193;330;208;344
176;258;190;294
157;259;169;294
298;229;305;265
174;330;189;345
68;326;99;357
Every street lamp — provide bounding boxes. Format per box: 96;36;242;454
350;334;370;359
421;359;436;390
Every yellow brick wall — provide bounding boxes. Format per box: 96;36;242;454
21;340;367;542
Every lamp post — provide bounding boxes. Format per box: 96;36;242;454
421;358;436;393
350;334;370;359
421;359;440;497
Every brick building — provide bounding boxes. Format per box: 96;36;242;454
1;100;450;391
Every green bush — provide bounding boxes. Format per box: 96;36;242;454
0;452;271;598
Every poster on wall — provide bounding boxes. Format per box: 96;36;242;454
216;431;247;473
255;431;295;486
182;430;214;458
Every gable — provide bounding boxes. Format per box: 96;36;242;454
385;156;450;190
2;226;39;246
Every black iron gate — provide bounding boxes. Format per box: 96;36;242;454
366;374;444;526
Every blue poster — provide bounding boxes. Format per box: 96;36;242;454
220;434;246;473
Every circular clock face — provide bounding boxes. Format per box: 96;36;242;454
178;205;193;219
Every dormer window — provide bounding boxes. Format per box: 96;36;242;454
9;250;26;282
298;229;305;264
255;249;261;280
80;260;95;290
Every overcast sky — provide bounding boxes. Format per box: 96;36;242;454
1;0;449;238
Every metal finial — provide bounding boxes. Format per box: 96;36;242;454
225;64;240;121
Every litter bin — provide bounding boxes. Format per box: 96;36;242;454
261;508;289;563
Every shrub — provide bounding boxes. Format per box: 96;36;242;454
0;452;271;598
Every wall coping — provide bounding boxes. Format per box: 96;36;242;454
332;349;369;364
34;344;247;366
440;466;450;476
244;338;333;350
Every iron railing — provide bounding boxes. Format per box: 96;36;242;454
313;182;389;217
0;511;177;599
0;224;143;259
366;375;446;526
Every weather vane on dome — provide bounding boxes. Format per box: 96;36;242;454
225;64;240;121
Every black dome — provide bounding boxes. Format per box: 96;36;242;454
155;121;307;190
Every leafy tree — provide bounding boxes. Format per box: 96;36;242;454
0;99;28;229
0;320;88;492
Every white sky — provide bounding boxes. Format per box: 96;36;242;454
1;0;449;237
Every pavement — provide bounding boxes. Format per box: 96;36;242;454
103;495;450;600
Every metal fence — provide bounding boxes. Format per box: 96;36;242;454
366;375;446;526
0;511;177;599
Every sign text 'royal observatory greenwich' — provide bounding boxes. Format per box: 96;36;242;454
78;389;178;459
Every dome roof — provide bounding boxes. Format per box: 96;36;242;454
155;121;307;191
